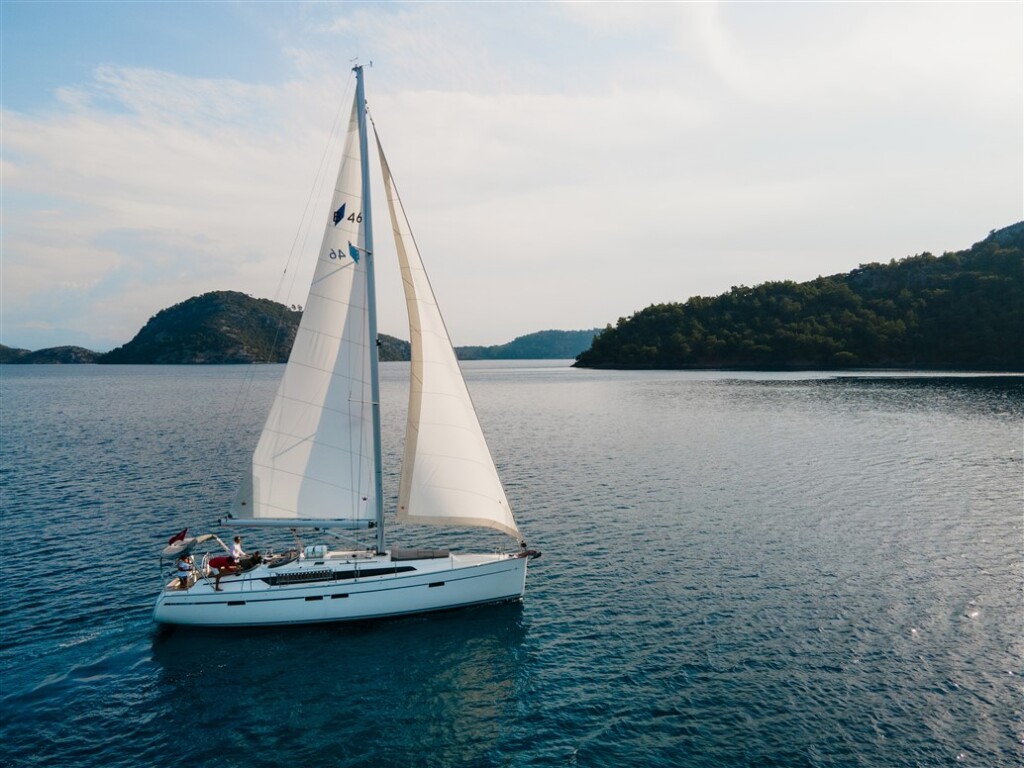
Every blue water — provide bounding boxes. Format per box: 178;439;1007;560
1;363;1021;767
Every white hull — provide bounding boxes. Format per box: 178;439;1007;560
153;551;529;627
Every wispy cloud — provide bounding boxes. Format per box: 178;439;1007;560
4;67;356;349
3;2;1020;350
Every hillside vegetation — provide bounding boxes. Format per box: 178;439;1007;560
575;223;1024;370
100;291;301;364
97;291;413;364
3;291;585;364
458;329;600;360
1;345;99;364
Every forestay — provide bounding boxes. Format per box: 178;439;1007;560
376;131;520;540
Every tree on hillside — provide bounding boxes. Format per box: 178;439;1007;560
575;223;1024;370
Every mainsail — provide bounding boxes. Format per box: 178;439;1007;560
376;131;520;540
233;100;376;525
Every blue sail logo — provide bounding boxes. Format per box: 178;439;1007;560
328;241;360;263
332;204;346;225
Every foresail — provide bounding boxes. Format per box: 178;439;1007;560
375;129;520;540
233;98;376;524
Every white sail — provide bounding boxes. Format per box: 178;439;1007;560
376;131;520;540
233;100;376;524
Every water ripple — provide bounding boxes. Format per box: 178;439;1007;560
1;367;1020;767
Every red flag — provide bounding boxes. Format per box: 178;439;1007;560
168;528;188;546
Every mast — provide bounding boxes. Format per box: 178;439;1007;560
354;64;386;552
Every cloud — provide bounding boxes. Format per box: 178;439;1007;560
3;67;356;349
2;2;1021;350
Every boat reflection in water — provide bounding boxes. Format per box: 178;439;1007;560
151;603;530;761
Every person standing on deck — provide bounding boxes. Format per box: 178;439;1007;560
176;554;193;589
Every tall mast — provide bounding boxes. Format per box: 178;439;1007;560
354;64;385;551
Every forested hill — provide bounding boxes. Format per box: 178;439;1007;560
575;223;1024;370
0;345;99;364
458;329;600;360
4;290;584;364
100;291;303;364
97;291;410;364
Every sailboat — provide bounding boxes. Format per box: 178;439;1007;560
153;65;539;627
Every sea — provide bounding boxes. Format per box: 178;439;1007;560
0;361;1020;768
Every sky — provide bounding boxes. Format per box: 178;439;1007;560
2;1;1022;351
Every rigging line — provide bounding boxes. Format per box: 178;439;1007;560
370;116;517;524
370;117;461;361
215;73;357;495
263;72;355;362
277;73;356;307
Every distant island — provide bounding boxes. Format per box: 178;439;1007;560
457;329;601;360
6;223;1020;370
0;292;598;364
0;345;100;364
100;292;301;364
575;222;1024;371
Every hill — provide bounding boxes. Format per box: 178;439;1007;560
94;291;411;364
0;345;31;363
3;292;589;364
99;291;301;364
3;346;100;364
379;335;410;362
457;329;600;360
575;223;1024;370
